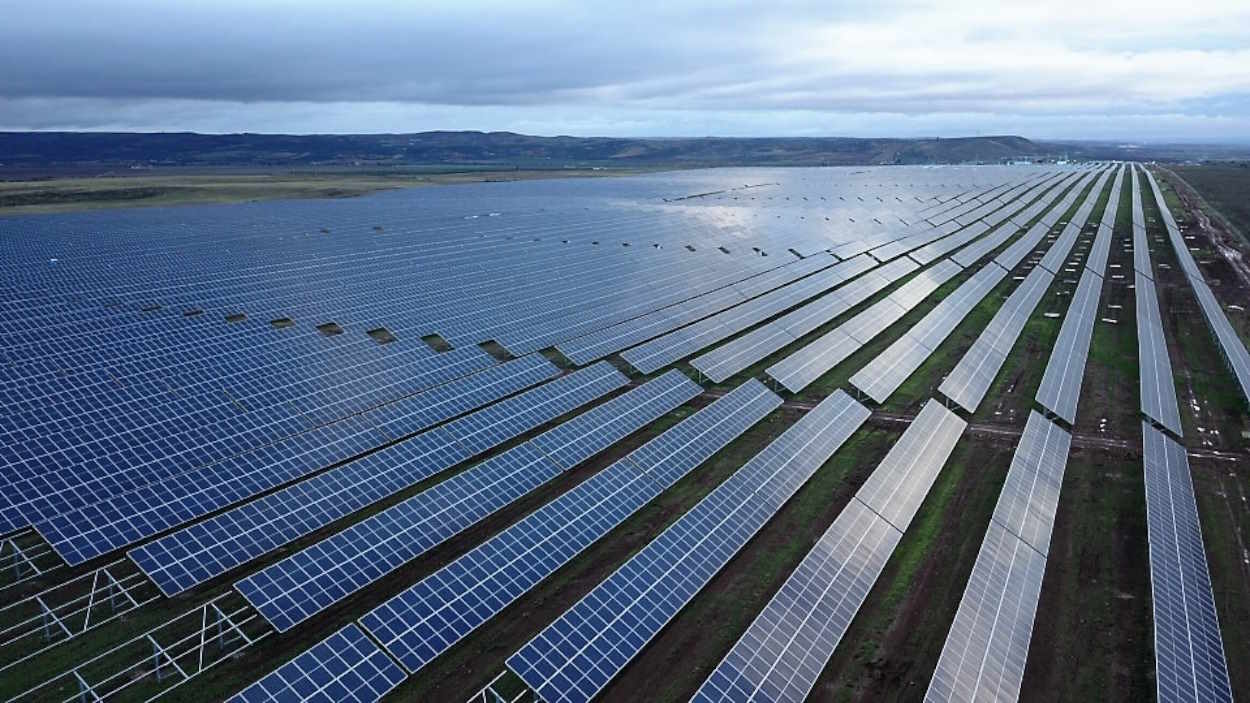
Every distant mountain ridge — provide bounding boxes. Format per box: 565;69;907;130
0;131;1065;170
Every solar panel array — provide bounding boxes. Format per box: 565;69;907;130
694;399;966;702
236;370;700;632
11;169;1036;566
1141;423;1233;703
1140;168;1250;407
925;411;1071;702
228;625;405;703
507;390;871;703
620;254;879;374
359;378;781;674
129;355;603;596
849;261;1007;403
693;256;962;385
11;164;1224;703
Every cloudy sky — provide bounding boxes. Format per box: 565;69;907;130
2;0;1249;140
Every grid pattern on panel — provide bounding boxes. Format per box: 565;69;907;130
359;379;781;674
1142;423;1233;703
854;399;966;531
693;499;900;703
441;361;627;456
848;332;930;405
764;328;859;394
235;371;696;633
1035;268;1102;424
924;410;1071;703
130;355;560;595
924;523;1047;703
228;625;404;703
1085;166;1125;277
506;390;870;703
1135;272;1184;436
990;412;1071;556
938;266;1054;413
691;252;914;385
24;353;552;565
632;254;880;377
1;344;496;535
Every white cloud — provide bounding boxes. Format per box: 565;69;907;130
0;0;1247;139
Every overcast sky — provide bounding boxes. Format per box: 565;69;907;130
2;0;1249;140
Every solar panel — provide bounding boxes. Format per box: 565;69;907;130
687;255;897;382
228;624;404;703
129;355;564;596
235;370;699;632
693;500;900;703
621;255;880;374
1141;423;1233;703
764;328;860;394
507;390;870;703
1135;272;1184;436
939;266;1054;413
924;522;1047;703
924;411;1069;702
693;398;964;703
1131;166;1155;279
35;357;600;568
1035;268;1102;424
358;378;781;674
1037;170;1109;274
848;332;930;404
854;399;966;529
1085;166;1124;277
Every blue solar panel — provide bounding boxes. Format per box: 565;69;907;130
236;370;699;632
507;389;870;703
228;624;404;703
359;378;780;674
129;355;561;595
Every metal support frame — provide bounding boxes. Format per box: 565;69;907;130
471;671;532;703
11;592;270;703
1;560;159;675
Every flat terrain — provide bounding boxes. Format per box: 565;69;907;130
0;168;644;215
2;164;1247;703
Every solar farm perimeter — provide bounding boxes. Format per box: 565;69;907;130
0;164;1246;703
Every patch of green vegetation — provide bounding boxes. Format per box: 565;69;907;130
1172;164;1250;245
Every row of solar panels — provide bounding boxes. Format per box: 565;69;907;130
1140;168;1250;408
700;170;1090;390
693;400;966;703
1034;164;1125;423
1133;167;1236;702
939;168;1111;413
1129;165;1186;437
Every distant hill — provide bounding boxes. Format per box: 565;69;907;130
0;131;1067;172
